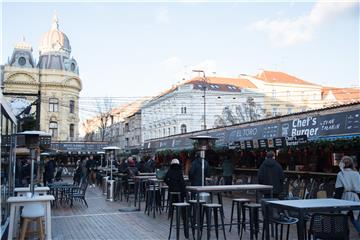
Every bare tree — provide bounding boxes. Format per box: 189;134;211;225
213;97;265;127
97;97;113;141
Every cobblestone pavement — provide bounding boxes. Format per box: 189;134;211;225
51;181;359;240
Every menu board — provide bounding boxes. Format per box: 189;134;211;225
258;139;268;148
244;140;253;149
274;137;285;148
286;135;308;146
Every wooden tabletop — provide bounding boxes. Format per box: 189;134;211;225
7;195;55;203
186;184;273;192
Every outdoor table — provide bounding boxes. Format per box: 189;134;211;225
48;183;77;207
264;198;360;240
7;195;54;240
15;186;50;196
147;178;164;218
133;175;156;210
187;184;273;240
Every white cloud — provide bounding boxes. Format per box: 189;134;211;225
249;1;357;46
156;9;170;24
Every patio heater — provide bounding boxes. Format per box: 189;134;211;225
190;136;218;186
103;146;120;202
16;131;51;197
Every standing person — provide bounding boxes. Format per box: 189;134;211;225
43;157;55;186
189;151;209;186
257;150;284;199
144;156;156;173
81;157;88;184
335;156;360;235
87;155;96;187
222;155;234;195
73;160;82;185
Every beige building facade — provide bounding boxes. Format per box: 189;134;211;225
2;15;82;141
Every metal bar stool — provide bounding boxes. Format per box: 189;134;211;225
202;203;227;240
168;202;190;240
229;198;251;235
243;203;262;240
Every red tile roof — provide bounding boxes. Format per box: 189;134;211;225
322;87;360;104
255;70;319;86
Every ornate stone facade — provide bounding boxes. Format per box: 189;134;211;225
2;14;82;141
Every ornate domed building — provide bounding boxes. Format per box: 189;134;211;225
2;14;82;141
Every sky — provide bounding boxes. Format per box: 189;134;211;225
1;0;359;116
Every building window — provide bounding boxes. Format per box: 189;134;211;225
49;98;58;112
272;90;276;98
69;124;74;138
272;108;278;117
168;128;170;136
173;126;176;134
69;100;75;113
181;107;187;114
287;108;292;114
286;91;290;98
49;121;58;137
181;124;187;134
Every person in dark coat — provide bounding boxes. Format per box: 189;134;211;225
73;160;82;185
164;159;187;201
189;153;210;186
144;156;156;173
257;150;284;198
164;159;189;238
44;157;55;186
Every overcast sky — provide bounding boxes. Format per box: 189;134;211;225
2;0;359;116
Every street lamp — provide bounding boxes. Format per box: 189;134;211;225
192;69;207;130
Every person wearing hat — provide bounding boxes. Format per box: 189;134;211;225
164;159;186;201
164;159;188;239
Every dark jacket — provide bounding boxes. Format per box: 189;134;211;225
164;164;186;197
144;159;155;173
257;157;284;195
45;160;55;181
189;157;209;186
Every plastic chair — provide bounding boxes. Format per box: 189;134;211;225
308;213;349;240
20;203;45;240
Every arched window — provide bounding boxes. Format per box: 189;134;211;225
180;124;187;134
69;124;75;138
49;121;58;137
49;98;59;112
69;100;75;113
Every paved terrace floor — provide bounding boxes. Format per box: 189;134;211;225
50;180;359;240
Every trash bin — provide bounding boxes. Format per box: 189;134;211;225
107;179;115;202
102;176;109;195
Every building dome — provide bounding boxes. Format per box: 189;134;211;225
14;37;32;51
39;14;71;56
